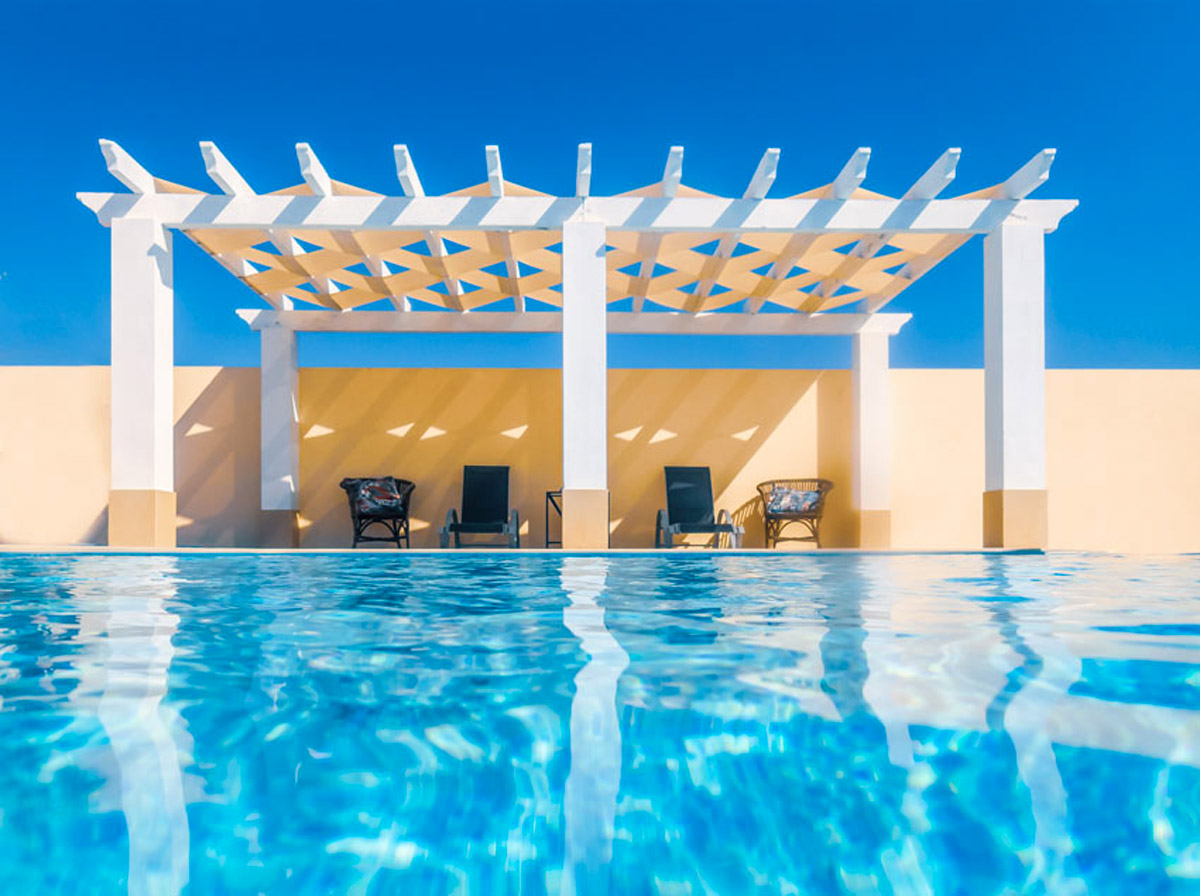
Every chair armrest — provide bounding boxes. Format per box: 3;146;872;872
717;509;744;548
507;509;520;548
439;508;458;548
655;509;673;548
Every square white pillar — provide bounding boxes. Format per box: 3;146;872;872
983;222;1048;548
561;218;609;549
109;217;176;547
852;329;891;548
260;322;300;506
259;326;300;547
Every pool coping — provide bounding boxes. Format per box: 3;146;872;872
0;545;1046;556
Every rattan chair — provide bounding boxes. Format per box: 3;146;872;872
339;477;416;548
756;478;834;548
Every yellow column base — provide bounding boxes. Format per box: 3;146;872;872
108;490;177;548
983;489;1048;550
856;510;892;549
561;489;610;550
260;510;300;548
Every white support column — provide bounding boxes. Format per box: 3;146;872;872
260;325;300;547
109;217;176;547
852;329;892;548
561;217;609;549
983;222;1048;549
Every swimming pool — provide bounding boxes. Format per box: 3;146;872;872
0;552;1196;893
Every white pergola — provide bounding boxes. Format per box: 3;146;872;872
79;140;1075;549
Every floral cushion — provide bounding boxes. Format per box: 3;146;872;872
767;486;820;514
349;478;409;517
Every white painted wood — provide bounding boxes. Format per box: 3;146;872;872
561;219;608;491
389;144;462;309
260;325;300;511
661;146;684;198
77;192;1078;235
745;148;780;200
984;222;1046;491
576;143;592;198
852;330;890;511
111;218;174;492
200;141;253;195
904;147;961;201
812;148;962;303
296;143;332;196
1000;149;1056;200
100;140;156;194
631;146;685;310
831;147;870;199
237;308;911;336
689;148;780;309
486;145;504;197
393;145;425;196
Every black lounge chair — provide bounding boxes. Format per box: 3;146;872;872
655;466;744;549
339;477;416;548
440;465;521;548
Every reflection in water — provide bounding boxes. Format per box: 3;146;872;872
560;557;628;896
981;557;1085;893
90;558;190;896
0;552;1198;892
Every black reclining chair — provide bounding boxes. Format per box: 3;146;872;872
655;466;744;549
440;465;521;548
339;476;416;548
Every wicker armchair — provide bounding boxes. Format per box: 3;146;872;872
339;477;416;548
756;478;834;549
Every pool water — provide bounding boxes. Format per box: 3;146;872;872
0;552;1197;894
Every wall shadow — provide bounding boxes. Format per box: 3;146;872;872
174;368;265;547
608;370;826;549
299;368;562;548
816;370;854;548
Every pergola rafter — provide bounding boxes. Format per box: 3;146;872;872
80;139;1076;553
79;140;1074;320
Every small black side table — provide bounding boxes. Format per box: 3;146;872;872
544;489;612;548
545;490;563;548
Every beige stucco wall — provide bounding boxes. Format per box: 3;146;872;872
0;366;1197;552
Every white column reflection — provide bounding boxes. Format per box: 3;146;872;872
988;559;1087;895
559;556;628;896
88;556;190;896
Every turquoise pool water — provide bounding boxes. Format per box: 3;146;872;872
0;552;1197;894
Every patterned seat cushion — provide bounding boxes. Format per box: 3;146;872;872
767;486;820;514
350;478;409;517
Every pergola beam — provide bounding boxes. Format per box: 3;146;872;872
99;140;156;194
76;192;1076;235
632;146;685;312
236;308;911;336
393;143;464;311
296;143;333;196
831;147;871;199
200;141;253;196
687;147;780;312
576;143;592;198
999;149;1056;200
808;148;962;310
486;145;525;311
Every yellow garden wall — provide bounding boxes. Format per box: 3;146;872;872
1;367;1198;552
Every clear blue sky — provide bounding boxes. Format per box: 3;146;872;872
1;0;1196;369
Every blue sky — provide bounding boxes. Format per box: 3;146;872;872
1;0;1196;369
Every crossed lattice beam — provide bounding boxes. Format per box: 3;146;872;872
80;141;1072;316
